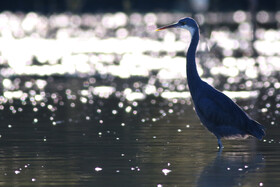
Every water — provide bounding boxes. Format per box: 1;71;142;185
0;90;269;186
0;92;275;186
0;11;280;186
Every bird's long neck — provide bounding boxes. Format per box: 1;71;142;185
187;28;201;96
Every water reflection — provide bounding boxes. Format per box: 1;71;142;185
197;151;264;187
0;11;279;105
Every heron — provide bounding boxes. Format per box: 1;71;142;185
156;17;265;149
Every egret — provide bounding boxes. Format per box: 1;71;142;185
156;17;265;149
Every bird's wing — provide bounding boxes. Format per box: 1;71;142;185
195;92;248;129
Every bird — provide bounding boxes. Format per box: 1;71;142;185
156;17;265;149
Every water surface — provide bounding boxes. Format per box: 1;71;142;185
0;11;279;186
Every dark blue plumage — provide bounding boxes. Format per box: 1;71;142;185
156;17;265;149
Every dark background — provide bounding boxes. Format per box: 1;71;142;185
0;0;278;13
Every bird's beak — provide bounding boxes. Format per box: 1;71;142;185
155;23;179;31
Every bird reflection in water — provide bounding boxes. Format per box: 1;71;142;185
196;151;264;187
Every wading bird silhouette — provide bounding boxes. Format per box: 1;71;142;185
156;17;265;149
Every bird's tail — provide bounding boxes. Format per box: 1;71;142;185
248;120;266;140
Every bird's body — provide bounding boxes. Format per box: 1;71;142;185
156;17;265;149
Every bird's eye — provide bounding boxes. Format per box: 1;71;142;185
179;20;187;25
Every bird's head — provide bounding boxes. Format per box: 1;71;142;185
156;17;198;36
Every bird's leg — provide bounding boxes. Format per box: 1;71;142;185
217;138;224;150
